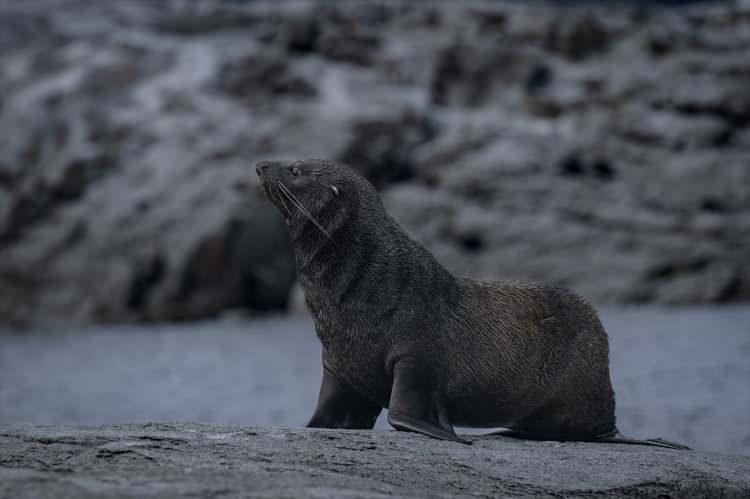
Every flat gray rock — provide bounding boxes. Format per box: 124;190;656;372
1;424;748;498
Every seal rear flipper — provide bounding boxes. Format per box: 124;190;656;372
386;361;471;445
593;430;691;450
307;367;382;429
491;429;691;450
489;429;559;441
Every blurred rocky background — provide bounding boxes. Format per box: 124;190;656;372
1;0;749;327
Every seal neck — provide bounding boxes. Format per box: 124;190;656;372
295;202;458;330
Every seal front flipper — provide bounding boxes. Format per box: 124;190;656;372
307;367;382;429
386;361;471;445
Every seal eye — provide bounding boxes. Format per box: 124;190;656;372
291;167;301;177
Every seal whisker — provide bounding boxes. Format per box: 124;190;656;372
274;183;292;217
276;181;334;242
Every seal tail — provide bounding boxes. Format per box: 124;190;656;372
593;429;691;450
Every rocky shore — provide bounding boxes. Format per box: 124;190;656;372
1;423;749;498
1;0;749;326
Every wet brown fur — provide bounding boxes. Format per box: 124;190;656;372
255;159;685;448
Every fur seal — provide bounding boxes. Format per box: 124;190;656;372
255;158;689;449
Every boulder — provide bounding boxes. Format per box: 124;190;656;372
218;53;317;103
339;112;437;189
0;424;748;498
544;13;611;61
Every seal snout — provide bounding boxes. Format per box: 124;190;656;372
256;160;291;178
255;161;273;178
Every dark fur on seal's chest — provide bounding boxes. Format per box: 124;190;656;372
255;159;688;450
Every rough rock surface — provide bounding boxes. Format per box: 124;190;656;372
1;0;749;326
1;424;749;498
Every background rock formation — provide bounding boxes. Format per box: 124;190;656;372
1;0;749;326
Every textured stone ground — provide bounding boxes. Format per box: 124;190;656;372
1;423;749;498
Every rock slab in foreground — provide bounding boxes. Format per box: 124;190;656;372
0;424;748;498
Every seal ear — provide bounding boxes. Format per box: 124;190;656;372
330;185;340;196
